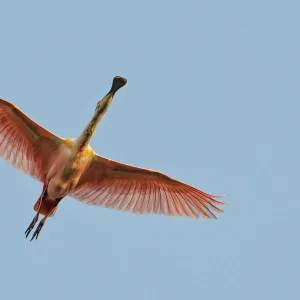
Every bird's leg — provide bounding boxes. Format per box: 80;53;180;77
30;215;47;241
30;198;62;241
25;213;40;238
25;183;47;238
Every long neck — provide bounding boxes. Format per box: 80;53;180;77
76;92;114;153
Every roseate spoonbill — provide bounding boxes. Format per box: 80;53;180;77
0;76;224;240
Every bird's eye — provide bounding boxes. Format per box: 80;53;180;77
95;101;100;111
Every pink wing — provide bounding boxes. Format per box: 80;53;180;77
71;155;225;218
0;98;63;181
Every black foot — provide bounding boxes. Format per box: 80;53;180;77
25;214;39;239
30;218;46;241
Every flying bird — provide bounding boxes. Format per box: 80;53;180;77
0;76;225;240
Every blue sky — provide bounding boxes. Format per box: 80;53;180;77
0;1;299;299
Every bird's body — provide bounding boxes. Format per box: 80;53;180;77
46;139;92;199
0;76;225;240
36;139;93;216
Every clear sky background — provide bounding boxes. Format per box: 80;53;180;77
0;1;299;299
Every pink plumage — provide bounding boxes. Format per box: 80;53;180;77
0;76;225;240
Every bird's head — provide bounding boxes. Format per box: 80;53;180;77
95;76;127;112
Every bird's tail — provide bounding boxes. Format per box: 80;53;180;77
34;196;58;217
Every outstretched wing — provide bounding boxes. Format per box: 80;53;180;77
70;154;225;218
0;98;63;181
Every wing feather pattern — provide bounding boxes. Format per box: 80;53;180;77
71;154;225;218
0;98;63;181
